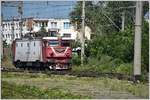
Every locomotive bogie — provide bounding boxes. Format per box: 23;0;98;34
49;63;71;70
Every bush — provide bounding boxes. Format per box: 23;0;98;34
72;53;81;65
73;55;127;73
114;63;133;75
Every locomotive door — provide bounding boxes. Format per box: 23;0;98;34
26;40;31;62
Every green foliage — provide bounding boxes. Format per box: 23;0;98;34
86;28;134;63
72;53;81;65
141;21;149;72
73;55;133;75
71;40;81;48
115;63;133;75
2;81;90;99
71;1;148;66
3;40;9;48
36;26;48;37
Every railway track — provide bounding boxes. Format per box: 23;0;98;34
1;67;148;83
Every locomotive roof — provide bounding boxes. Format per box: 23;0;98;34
42;37;73;40
43;37;58;40
15;37;42;42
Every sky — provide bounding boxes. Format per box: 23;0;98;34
2;1;77;20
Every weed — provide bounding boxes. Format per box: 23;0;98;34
1;81;90;99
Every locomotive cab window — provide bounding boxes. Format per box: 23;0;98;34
49;40;59;46
61;40;70;47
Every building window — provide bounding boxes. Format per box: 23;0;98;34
63;22;71;29
16;34;18;38
11;34;13;38
49;31;57;37
51;22;57;28
35;22;38;27
42;22;44;27
45;22;47;27
63;33;71;37
18;33;20;37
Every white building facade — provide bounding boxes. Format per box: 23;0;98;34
2;19;29;44
32;18;77;40
2;18;92;44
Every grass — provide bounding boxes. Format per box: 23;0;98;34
72;55;148;82
2;81;89;99
2;72;149;99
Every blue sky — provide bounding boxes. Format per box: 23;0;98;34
2;1;76;20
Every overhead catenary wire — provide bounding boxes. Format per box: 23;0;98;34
2;1;75;20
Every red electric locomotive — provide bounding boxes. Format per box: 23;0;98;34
42;37;72;69
12;36;72;70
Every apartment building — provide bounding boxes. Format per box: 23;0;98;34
2;19;29;44
2;18;92;44
31;18;77;40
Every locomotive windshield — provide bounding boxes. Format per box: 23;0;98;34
48;39;71;47
49;40;59;46
61;40;70;47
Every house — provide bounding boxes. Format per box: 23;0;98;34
76;26;94;42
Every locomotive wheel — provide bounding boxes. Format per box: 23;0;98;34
15;61;22;68
36;61;41;67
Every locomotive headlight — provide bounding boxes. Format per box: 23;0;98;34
66;52;71;57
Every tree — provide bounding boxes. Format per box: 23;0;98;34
141;21;149;72
3;40;9;48
70;1;149;73
37;26;47;37
70;1;148;35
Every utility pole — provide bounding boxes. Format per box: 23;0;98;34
11;17;15;41
121;11;125;31
134;1;143;81
18;1;23;38
81;0;85;66
0;1;3;61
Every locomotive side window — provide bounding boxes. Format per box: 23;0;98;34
21;43;23;47
49;40;59;46
27;43;29;47
34;42;36;46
